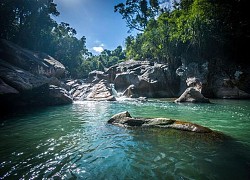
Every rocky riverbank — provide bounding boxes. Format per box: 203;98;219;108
0;39;73;115
1;39;250;116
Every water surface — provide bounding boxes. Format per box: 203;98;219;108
0;99;249;179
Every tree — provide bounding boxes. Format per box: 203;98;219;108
114;0;159;32
0;0;60;50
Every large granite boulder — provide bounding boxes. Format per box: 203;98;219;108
88;70;108;83
0;78;19;94
177;61;250;99
0;39;66;78
0;59;49;92
0;60;73;108
114;72;139;92
108;111;212;133
47;85;73;105
106;60;179;98
176;62;208;95
0;39;72;113
34;52;66;78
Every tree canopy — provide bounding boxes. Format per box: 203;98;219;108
118;0;249;68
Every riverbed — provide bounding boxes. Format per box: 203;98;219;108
0;99;249;179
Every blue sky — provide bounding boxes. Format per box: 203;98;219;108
53;0;131;54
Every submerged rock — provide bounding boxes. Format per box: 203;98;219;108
108;111;212;133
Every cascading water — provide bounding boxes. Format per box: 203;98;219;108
110;83;127;100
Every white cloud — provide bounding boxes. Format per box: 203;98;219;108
93;46;104;53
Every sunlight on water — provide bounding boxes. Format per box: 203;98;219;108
0;99;249;179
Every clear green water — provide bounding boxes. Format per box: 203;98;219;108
0;99;250;179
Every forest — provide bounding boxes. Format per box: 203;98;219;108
0;0;249;78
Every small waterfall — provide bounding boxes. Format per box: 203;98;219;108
110;84;118;97
110;84;128;101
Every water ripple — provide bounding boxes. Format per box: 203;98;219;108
0;100;250;179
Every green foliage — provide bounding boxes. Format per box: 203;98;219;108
79;46;126;77
123;0;249;66
114;0;159;32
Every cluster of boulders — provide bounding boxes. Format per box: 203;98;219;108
63;60;180;102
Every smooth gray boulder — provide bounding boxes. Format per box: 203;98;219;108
212;78;250;99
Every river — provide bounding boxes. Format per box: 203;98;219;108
0;99;249;179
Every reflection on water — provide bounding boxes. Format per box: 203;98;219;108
0;99;249;179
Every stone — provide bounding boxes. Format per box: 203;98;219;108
0;59;48;91
0;78;19;94
110;60;179;98
122;85;136;98
34;52;66;78
215;87;250;99
108;111;132;124
0;40;72;110
114;72;139;92
87;80;116;101
88;70;108;83
0;39;66;78
108;111;212;133
48;85;73;105
175;87;210;103
175;76;210;103
213;78;250;99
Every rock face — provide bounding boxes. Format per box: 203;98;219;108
211;77;250;99
0;39;66;78
175;77;210;103
107;60;179;98
0;39;72;113
108;111;212;133
88;70;108;83
176;61;250;99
